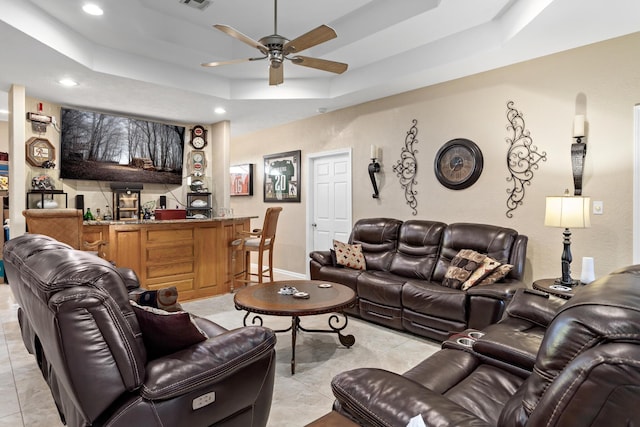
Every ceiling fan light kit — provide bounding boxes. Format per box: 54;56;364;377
202;0;348;85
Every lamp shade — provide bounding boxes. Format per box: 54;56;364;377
545;195;591;228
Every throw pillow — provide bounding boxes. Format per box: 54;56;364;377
478;264;514;285
156;286;179;311
131;286;180;312
461;256;501;290
130;301;208;359
442;249;487;289
333;240;366;270
329;249;344;268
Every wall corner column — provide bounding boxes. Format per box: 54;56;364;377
210;120;231;212
8;85;26;237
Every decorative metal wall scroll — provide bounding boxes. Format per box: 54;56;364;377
393;119;419;215
505;101;547;218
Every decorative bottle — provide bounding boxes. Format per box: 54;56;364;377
83;208;95;221
104;206;113;221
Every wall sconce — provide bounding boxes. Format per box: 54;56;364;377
571;115;587;195
368;145;380;198
544;190;591;286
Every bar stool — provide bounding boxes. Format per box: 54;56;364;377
230;207;282;291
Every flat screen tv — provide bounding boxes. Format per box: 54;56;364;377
60;107;185;185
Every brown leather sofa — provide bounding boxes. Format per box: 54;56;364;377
4;234;276;427
330;267;640;426
309;218;528;341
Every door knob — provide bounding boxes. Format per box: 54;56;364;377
311;223;317;227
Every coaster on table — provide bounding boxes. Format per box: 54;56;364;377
293;291;310;299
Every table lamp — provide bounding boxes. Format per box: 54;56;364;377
544;190;591;286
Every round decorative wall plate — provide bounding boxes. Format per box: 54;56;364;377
434;138;483;190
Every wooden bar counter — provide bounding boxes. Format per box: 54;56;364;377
83;216;255;301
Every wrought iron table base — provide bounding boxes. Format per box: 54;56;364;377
242;311;355;374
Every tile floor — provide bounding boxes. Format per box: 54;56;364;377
0;277;440;426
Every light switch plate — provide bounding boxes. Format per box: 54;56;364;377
593;201;603;215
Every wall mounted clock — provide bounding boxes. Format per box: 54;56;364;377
26;137;55;167
434;138;483;190
190;125;207;149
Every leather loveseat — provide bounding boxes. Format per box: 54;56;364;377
309;218;528;341
330;267;640;427
4;234;277;427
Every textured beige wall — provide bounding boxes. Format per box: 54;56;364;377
231;32;640;282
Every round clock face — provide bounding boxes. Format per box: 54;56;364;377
434;139;483;190
193;153;203;162
191;136;206;149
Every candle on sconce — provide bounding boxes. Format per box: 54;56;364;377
370;145;378;159
573;115;585;138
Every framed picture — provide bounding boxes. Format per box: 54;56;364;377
25;137;55;167
230;163;254;196
263;150;301;203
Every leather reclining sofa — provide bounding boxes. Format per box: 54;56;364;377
309;218;528;341
331;266;640;426
4;234;277;427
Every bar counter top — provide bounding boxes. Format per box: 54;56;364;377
83;215;257;226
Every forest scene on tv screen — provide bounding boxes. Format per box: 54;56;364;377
60;108;185;185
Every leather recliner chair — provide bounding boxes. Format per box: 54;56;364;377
330;267;640;426
4;234;277;427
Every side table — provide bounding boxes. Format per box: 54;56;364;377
532;278;577;299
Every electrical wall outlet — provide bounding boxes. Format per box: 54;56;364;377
192;391;216;410
593;201;603;215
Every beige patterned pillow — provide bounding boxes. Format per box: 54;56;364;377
461;256;501;290
333;240;366;270
442;249;487;289
478;264;513;285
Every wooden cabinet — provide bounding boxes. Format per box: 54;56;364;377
84;217;252;300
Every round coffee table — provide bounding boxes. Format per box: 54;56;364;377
234;280;356;374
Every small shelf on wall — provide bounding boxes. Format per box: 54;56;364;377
186;192;212;219
113;189;141;221
27;190;68;209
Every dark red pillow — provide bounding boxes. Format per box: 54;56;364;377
130;301;208;359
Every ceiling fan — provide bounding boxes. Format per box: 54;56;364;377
201;0;348;85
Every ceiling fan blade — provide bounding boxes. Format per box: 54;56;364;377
291;56;348;74
283;24;337;54
201;57;265;67
214;24;268;54
269;64;284;86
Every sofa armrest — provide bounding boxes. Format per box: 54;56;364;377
504;288;567;327
141;326;276;400
466;279;527;300
332;368;490;427
309;250;332;267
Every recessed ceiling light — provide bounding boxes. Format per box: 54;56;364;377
59;78;78;87
214;107;226;114
82;3;104;16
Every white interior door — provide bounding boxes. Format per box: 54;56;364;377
307;150;352;273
